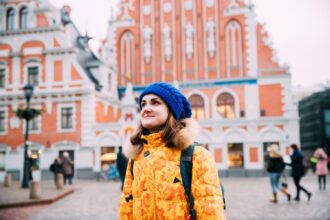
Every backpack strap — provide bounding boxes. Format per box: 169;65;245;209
180;144;196;220
130;159;134;179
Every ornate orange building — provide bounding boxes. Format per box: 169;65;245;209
100;0;299;176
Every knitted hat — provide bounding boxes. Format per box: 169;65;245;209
139;82;192;120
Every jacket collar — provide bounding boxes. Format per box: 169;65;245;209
123;118;199;159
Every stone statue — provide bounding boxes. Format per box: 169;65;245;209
163;23;172;61
185;22;194;59
143;26;152;63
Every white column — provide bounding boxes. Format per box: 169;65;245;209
244;84;259;119
245;11;258;77
12;55;20;90
81;94;96;147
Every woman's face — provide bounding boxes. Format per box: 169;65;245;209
140;94;169;132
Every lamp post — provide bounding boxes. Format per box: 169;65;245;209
21;84;34;188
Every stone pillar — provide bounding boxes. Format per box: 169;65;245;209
30;181;41;199
4;174;12;187
56;173;64;189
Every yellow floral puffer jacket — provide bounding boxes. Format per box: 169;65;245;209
119;119;226;220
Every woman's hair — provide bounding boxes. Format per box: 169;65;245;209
130;113;185;148
290;144;298;151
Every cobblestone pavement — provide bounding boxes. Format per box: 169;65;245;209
0;173;329;220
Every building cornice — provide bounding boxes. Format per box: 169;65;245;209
0;26;63;37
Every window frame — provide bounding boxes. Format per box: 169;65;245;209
6;8;15;30
57;103;76;133
0;65;8;89
216;92;236;119
24;59;42;86
19;6;28;29
189;94;206;120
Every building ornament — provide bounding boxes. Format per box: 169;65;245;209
118;0;135;20
205;18;216;57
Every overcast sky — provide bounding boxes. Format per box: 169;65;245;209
49;0;330;87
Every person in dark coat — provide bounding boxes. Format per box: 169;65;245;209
266;144;291;203
50;156;63;184
116;146;128;190
62;152;74;185
286;144;312;201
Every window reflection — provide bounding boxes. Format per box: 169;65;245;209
217;92;235;118
189;94;205;120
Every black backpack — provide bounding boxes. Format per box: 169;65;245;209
130;144;226;220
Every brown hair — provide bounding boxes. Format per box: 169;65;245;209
130;113;185;149
290;144;298;151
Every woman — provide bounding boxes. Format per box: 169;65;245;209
313;146;329;190
266;144;291;203
287;144;312;201
119;82;226;219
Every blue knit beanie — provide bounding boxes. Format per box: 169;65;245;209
139;82;192;120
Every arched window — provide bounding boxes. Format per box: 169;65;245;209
216;92;235;118
6;8;15;30
189;94;205;120
120;32;136;85
225;20;243;78
19;7;28;29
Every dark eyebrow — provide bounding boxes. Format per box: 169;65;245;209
142;97;162;102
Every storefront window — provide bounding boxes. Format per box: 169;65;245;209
227;143;243;168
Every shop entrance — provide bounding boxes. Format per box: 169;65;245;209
227;143;244;168
100;146;118;180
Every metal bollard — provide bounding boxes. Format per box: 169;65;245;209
4;174;12;187
30;181;41;199
56;173;64;189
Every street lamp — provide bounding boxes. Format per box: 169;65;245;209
21;84;34;188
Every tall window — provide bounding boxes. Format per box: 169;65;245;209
225;20;243;78
120;32;135;85
216;92;235;118
0;68;6;89
27;66;39;85
0;111;5;132
6;8;15;30
19;7;28;29
61;107;73;129
189;94;205;120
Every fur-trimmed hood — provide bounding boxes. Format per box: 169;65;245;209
123;118;200;159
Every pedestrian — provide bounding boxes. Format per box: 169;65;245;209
50;156;63;184
266;144;291;203
116;146;128;190
313;146;329;190
119;82;226;219
286;144;312;201
62;152;73;185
